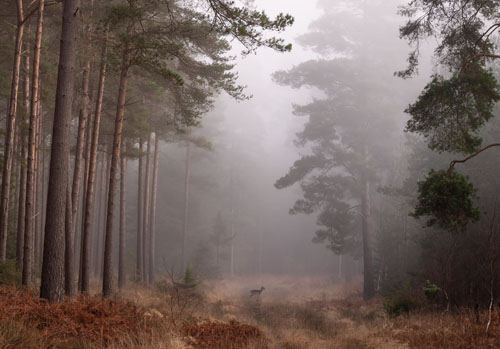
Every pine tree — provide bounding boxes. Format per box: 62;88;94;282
40;0;80;302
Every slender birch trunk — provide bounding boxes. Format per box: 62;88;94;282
229;164;234;277
76;109;93;282
0;0;25;261
102;46;132;298
149;134;160;284
142;132;152;283
16;141;27;271
137;140;143;281
16;48;30;270
182;142;191;272
361;175;375;300
97;152;110;279
70;62;90;242
80;29;108;293
23;0;44;286
33;102;43;266
118;140;127;289
34;111;41;266
40;130;46;251
94;153;105;277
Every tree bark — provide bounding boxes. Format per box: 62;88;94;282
96;152;110;279
34;109;42;267
0;0;25;261
137;140;143;282
361;176;375;300
142;132;152;283
40;0;79;302
23;0;44;286
77;109;93;285
182;142;191;272
64;176;74;296
40;127;46;256
102;47;132;298
149;134;159;284
70;62;90;246
17;140;27;271
16;47;30;271
118;140;127;289
93;153;105;277
80;29;108;293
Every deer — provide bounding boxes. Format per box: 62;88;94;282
250;286;265;297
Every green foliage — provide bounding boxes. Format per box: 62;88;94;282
412;169;480;232
384;288;418;317
0;260;20;286
206;1;294;54
183;265;197;287
273;1;405;260
406;71;500;153
423;280;441;302
398;0;500;77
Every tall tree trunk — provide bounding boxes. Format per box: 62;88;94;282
94;153;105;277
0;0;25;261
97;152;110;279
14;135;21;232
71;5;93;270
149;134;159;284
40;130;46;255
142;132;152;283
182;142;191;272
17;140;27;271
102;47;132;298
361;176;375;300
229;166;234;277
118;140;127;289
40;0;79;302
16;46;30;271
70;62;90;245
22;0;44;286
34;110;41;267
137;140;143;282
76;110;93;283
80;30;108;293
37;103;45;267
64;176;74;296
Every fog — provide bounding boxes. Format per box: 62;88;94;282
119;0;430;280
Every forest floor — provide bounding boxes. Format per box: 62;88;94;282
0;276;499;348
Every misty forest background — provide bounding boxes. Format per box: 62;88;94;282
0;0;499;312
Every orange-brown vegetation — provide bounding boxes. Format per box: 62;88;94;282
0;285;157;347
182;318;265;348
385;310;500;348
1;276;500;348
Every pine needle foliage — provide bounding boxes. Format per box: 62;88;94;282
411;169;480;232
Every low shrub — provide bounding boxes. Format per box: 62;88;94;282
384;290;419;317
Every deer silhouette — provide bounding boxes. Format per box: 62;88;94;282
250;286;265;297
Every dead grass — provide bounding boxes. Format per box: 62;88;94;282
198;276;401;348
382;309;500;348
0;285;163;348
2;276;500;348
